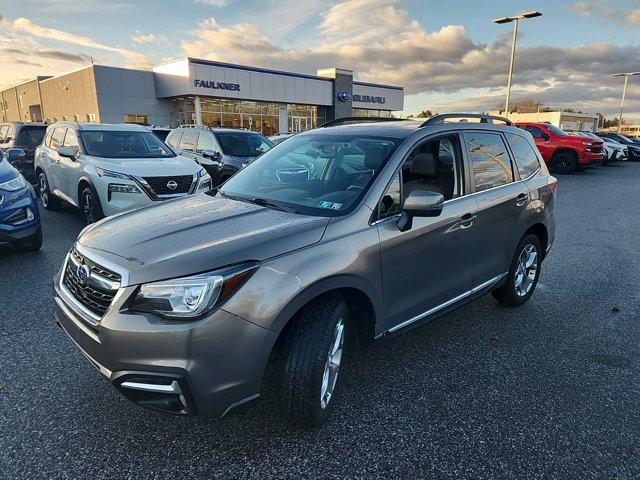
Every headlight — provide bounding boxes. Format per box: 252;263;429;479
198;178;212;191
0;175;27;192
129;262;259;319
96;167;131;179
108;183;141;194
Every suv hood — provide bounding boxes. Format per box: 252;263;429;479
86;154;200;177
78;193;329;285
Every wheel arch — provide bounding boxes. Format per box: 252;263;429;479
523;222;549;259
551;147;579;160
76;176;98;205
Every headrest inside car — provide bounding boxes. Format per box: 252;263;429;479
410;152;437;179
364;147;385;170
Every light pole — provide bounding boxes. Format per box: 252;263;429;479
612;72;640;133
493;11;543;116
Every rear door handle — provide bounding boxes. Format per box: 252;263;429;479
516;193;528;206
459;213;477;229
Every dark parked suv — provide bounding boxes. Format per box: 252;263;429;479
0;122;48;184
166;126;273;187
53;114;556;427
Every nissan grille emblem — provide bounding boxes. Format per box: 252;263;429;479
77;264;90;285
166;180;178;191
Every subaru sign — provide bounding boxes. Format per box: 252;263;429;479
194;79;241;91
338;91;351;102
353;94;386;105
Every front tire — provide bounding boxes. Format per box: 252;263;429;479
551;151;577;174
279;294;349;428
80;186;104;225
492;234;542;307
38;171;61;210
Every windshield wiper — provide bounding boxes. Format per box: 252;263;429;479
247;197;298;213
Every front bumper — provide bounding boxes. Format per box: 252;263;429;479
0;186;40;245
579;150;606;166
53;262;278;418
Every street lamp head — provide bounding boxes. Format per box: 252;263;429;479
493;16;514;24
612;72;640;77
520;11;543;19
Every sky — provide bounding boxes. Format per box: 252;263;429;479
1;0;639;121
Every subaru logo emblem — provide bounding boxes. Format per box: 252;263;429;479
166;180;178;190
338;91;351;102
77;264;90;285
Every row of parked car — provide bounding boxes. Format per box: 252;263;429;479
1;117;639;253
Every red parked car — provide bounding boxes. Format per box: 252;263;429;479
515;122;605;174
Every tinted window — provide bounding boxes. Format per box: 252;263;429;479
465;132;513;192
179;130;198;151
63;128;79;148
215;132;273;157
50;128;66;149
506;133;541;179
196;132;217;153
545;124;568;136
80;130;175;158
165;130;182;148
16;126;47;147
222;134;400;216
524;126;546;138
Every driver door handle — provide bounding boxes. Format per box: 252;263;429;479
515;193;528;207
459;213;477;229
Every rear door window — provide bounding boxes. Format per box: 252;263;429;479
179;130;198;151
464;132;514;192
506;133;541;179
165;130;182;148
196;132;218;153
524;126;546;139
63;129;79;148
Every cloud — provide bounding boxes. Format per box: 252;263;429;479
31;0;131;13
571;0;640;27
196;0;232;5
131;32;170;47
12;17;151;68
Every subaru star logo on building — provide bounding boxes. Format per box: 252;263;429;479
166;180;178;191
76;264;90;285
338;91;351;102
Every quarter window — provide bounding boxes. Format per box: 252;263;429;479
165;130;182;148
50;128;66;150
506;133;541;179
0;126;8;143
179;130;198;151
63;129;79;148
465;132;513;192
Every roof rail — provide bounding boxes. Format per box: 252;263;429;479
319;117;400;128
420;113;513;127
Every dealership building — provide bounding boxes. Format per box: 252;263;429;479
0;58;404;136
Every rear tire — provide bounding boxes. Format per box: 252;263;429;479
550;151;578;174
492;234;542;307
80;186;104;225
38;171;61;210
279;294;349;428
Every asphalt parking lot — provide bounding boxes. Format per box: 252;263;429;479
2;162;640;479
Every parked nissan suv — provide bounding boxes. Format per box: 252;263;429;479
35;122;211;224
53;114;556;427
166;126;273;187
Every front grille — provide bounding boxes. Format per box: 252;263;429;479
64;246;121;317
143;175;193;196
591;147;604;154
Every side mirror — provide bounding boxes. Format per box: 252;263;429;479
6;148;25;162
57;146;78;159
202;149;222;161
397;189;445;232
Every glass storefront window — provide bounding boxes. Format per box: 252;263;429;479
353;108;393;118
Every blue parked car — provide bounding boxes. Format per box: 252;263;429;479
0;148;42;251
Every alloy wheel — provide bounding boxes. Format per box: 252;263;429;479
320;317;345;410
83;192;96;224
39;175;49;207
514;244;538;296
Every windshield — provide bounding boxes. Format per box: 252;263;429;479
619;134;638;143
215;132;273;157
221;133;400;216
80;130;175;158
546;125;568;136
15;126;46;147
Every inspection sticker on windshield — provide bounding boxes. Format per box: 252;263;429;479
318;201;342;210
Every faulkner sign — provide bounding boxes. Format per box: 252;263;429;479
194;79;241;91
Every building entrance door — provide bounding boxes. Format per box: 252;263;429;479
290;116;308;133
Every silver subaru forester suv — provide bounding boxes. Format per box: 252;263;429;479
53;114;556;427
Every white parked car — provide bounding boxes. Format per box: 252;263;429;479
35;123;211;224
568;131;627;163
